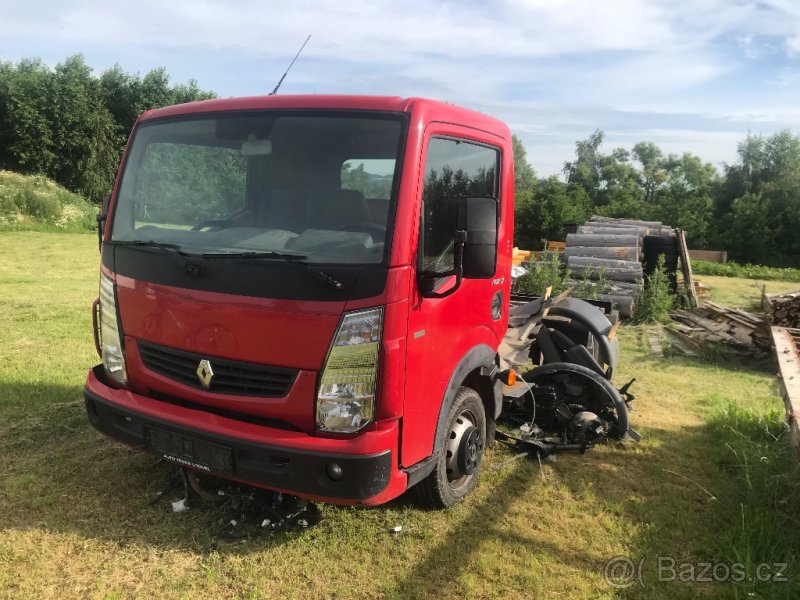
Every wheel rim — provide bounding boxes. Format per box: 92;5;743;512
445;409;484;489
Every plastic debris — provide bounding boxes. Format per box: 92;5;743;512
155;467;322;539
389;525;402;534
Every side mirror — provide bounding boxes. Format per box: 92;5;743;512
419;196;498;299
457;196;498;279
97;193;111;251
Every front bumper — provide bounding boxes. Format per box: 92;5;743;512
84;366;406;505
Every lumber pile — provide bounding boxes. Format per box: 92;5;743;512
670;301;771;352
564;217;681;317
763;290;800;328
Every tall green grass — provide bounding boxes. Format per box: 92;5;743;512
0;170;96;232
706;402;800;598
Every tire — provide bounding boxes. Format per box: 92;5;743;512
523;362;630;440
415;387;486;509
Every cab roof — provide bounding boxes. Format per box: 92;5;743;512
138;95;509;139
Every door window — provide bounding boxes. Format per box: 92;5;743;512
421;137;498;271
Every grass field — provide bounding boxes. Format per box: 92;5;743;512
1;231;799;599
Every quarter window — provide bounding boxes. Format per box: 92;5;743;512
421;137;498;271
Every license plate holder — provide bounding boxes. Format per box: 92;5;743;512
145;426;234;474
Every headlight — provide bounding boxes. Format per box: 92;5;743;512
99;273;127;384
316;308;382;433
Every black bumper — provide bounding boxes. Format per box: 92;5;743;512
84;390;392;501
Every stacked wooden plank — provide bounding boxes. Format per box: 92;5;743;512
670;300;771;352
770;327;800;455
763;290;800;328
512;247;532;267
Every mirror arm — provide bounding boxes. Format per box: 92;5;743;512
96;213;106;252
97;193;111;252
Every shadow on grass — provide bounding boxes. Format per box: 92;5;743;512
0;382;311;553
3;381;799;598
382;416;800;599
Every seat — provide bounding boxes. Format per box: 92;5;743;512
256;188;307;232
307;189;372;230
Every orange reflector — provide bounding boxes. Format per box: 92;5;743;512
499;369;517;386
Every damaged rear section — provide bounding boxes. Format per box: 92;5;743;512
496;293;639;462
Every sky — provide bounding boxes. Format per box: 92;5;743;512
2;0;800;176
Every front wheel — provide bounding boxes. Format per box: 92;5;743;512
415;387;486;508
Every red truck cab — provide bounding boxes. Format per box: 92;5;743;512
84;95;514;507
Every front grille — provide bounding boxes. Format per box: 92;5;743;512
138;341;298;397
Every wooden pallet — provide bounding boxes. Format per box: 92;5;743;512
771;327;800;456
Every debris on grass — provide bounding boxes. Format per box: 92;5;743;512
670;300;771;355
153;467;322;539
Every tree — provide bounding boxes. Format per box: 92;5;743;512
0;55;215;201
512;134;536;194
632;141;666;204
564;129;604;199
713;131;800;264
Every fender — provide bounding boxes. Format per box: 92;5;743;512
432;344;498;452
404;343;498;488
548;297;619;378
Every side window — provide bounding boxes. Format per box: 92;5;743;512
422;137;498;271
341;159;395;200
341;159;396;226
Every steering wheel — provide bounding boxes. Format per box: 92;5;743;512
338;221;386;239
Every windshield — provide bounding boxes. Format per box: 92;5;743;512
111;112;404;264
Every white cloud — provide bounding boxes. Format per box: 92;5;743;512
2;0;800;174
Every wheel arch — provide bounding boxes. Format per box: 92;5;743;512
432;344;499;455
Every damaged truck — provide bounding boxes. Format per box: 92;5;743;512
85;95;635;509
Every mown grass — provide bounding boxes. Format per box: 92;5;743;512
1;231;798;598
699;275;799;312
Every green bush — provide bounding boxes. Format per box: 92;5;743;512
514;250;569;296
634;255;674;323
692;259;800;282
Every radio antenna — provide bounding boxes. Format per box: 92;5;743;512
269;34;311;95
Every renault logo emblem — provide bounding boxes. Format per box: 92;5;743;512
196;359;214;389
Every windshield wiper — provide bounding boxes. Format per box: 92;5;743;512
109;239;190;255
200;251;345;290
